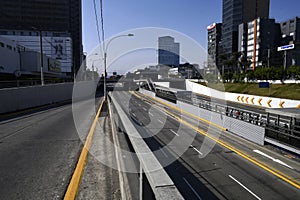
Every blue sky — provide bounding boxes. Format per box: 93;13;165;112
82;0;300;73
83;0;300;53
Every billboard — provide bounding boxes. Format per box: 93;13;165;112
51;38;66;60
48;58;61;73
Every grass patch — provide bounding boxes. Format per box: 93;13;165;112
205;83;300;100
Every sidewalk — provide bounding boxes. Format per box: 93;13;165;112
76;104;121;200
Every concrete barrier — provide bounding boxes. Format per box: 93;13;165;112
110;93;184;200
186;80;300;108
0;81;98;114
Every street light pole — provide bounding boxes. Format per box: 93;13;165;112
39;30;44;86
32;27;45;86
103;33;134;99
104;51;107;98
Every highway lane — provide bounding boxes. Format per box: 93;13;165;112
0;98;101;199
112;91;300;200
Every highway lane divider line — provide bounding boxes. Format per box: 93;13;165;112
228;175;262;200
133;91;300;190
131;91;227;131
64;99;105;200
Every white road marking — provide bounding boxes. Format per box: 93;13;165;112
149;112;154;117
229;175;261;200
170;129;179;136
183;177;202;200
138;103;141;106
253;149;294;169
132;113;136;117
143;107;147;111
158;119;163;124
190;145;203;155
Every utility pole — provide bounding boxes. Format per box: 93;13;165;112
39;30;44;86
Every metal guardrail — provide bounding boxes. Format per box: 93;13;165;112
154;88;300;151
109;93;184;200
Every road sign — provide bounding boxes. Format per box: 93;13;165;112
259;82;270;88
277;44;294;51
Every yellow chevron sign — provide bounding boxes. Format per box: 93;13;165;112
258;98;262;106
267;99;272;107
241;96;244;103
279;101;285;108
245;97;249;104
250;97;255;104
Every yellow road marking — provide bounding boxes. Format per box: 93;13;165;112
134;91;300;190
64;99;105;200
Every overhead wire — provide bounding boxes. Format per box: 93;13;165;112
93;0;102;47
99;0;105;53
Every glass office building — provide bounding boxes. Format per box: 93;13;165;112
221;0;270;56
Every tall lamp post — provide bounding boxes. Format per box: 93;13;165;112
32;27;45;86
103;33;134;98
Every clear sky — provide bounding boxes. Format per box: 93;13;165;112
82;0;300;73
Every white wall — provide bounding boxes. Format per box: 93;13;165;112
154;82;170;88
0;81;98;114
186;80;300;108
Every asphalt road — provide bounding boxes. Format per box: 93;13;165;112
112;91;300;200
0;98;101;199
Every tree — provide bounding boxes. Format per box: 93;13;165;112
219;54;229;75
287;65;300;80
239;55;252;73
222;72;234;83
231;52;242;73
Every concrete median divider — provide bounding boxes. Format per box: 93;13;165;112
109;92;184;200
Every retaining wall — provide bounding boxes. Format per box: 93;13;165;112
186;80;300;108
0;81;97;114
